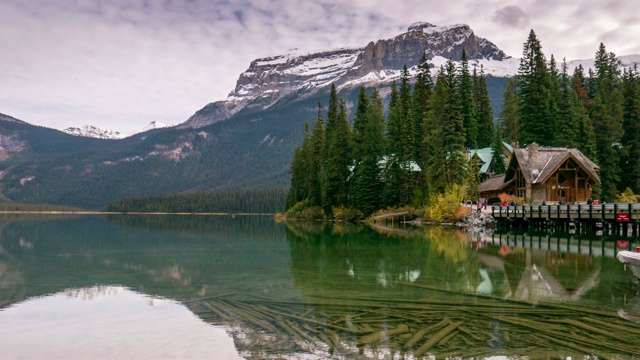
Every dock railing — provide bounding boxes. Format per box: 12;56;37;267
491;203;640;221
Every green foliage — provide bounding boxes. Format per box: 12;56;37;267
620;65;640;194
491;128;506;175
332;206;364;221
499;79;519;144
459;50;477;149
474;66;494;148
425;184;469;222
616;188;639;203
427;61;466;193
517;30;554;146
465;154;480;200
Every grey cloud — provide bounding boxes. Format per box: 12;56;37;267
490;5;530;28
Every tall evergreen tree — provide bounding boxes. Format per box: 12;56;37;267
474;66;495;148
412;53;433;165
287;122;310;208
590;43;624;201
351;89;386;215
516;30;553;146
500;79;519;145
427;61;466;193
459;50;477;149
386;81;402;154
308;103;325;207
554;59;580;148
324;95;353;213
620;65;640;193
491;128;507;175
352;86;370;161
466;153;481;201
572;65;598;159
547;54;561;145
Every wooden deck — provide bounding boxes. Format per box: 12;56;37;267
491;203;640;237
491;203;640;221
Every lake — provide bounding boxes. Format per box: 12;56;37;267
0;214;639;359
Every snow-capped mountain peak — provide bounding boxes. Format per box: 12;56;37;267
141;120;171;132
62;125;122;139
180;21;506;129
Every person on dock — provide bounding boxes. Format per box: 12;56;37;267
587;197;593;205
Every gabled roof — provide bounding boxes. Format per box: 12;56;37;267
468;142;513;175
479;174;514;192
505;145;600;185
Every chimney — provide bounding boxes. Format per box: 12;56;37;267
529;143;539;174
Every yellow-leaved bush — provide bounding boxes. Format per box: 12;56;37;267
426;184;470;222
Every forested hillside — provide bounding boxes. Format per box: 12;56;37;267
287;32;640;219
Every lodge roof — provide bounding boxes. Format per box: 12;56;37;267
468;142;514;175
479;174;514;192
505;144;600;185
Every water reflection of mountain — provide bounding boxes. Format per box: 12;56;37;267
0;215;294;308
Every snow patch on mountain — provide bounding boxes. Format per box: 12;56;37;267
141;120;172;132
180;21;640;131
62;125;122;139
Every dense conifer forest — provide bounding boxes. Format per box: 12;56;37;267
287;31;640;220
103;188;288;214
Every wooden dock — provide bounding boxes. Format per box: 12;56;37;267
491;203;640;237
372;211;416;224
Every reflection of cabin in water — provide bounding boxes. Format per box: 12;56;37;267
480;143;600;204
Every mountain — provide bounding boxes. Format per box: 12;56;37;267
63;125;123;139
1;22;637;209
141;120;172;132
179;22;508;129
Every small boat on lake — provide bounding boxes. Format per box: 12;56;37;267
617;250;640;279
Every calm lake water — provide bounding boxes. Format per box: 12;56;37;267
0;215;639;359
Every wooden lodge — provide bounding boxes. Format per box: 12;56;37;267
480;143;600;205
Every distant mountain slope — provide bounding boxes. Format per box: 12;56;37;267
63;125;123;139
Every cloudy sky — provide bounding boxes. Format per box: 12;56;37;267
1;0;639;136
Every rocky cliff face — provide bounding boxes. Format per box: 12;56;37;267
349;22;506;78
179;21;508;129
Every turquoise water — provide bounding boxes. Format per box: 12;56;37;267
0;215;638;359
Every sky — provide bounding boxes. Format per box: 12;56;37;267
1;0;639;136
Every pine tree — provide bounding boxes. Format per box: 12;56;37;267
620;65;640;193
554;59;580;148
386;81;402;154
324;93;353;214
547;54;561;145
412;53;433;165
590;43;624;201
427;61;466;193
352;86;370;162
491;128;507;175
466;153;481;201
459;50;477;149
516;30;553;146
474;66;495;148
500;79;519;145
287;122;310;208
351;89;386;215
308;103;325;208
572;65;597;159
